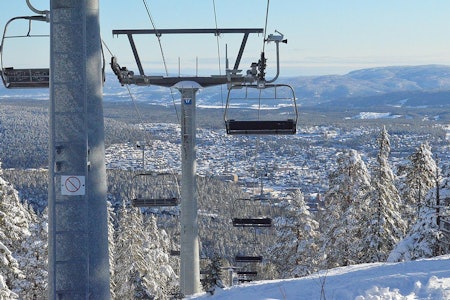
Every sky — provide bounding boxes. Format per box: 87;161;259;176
188;255;450;299
1;1;450;76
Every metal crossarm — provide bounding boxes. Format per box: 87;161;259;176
111;28;263;87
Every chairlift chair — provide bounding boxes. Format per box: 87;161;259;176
224;83;298;135
131;172;180;207
236;270;258;283
234;255;263;263
232;197;273;228
0;15;49;88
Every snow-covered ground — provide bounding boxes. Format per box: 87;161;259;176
188;255;450;300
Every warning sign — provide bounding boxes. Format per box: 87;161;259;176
61;175;85;196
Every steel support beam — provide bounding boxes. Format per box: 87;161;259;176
176;81;202;296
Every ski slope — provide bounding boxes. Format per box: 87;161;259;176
188;255;450;300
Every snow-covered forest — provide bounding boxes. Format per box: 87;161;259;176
2;125;450;299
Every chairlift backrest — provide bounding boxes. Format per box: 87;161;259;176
1;15;49;89
224;83;298;135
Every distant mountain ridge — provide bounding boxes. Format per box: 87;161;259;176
282;64;450;107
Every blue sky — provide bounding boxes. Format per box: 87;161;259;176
1;0;450;76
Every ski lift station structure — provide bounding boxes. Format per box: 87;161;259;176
111;25;296;295
1;0;297;296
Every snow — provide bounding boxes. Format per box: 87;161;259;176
350;112;402;120
188;255;450;300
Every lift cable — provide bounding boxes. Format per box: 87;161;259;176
102;39;180;199
139;1;182;196
126;81;182;204
212;0;225;112
262;0;270;53
142;0;180;123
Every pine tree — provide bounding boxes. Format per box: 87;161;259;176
364;127;406;262
402;142;437;229
107;201;117;299
113;204;152;299
0;242;19;300
319;149;372;268
18;207;48;299
0;163;31;296
201;255;225;295
141;214;178;299
270;190;320;278
388;184;442;262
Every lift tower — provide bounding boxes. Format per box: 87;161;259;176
0;0;111;298
48;0;110;298
111;28;265;295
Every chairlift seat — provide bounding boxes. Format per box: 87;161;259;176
232;217;272;227
2;67;49;88
238;279;253;283
225;119;296;135
132;197;179;207
237;271;258;276
235;255;263;263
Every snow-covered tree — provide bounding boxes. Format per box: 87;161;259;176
113;204;152;299
141;214;178;299
113;204;177;299
270;190;320;278
107;201;117;299
0;242;19;300
319;149;372;268
388;184;443;262
364;127;406;262
18;207;48;299
401;142;437;228
0;163;32;297
201;255;225;295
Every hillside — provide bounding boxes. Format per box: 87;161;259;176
282;64;450;107
189;255;450;300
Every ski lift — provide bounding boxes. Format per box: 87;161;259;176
131;172;180;207
235;255;263;263
232;198;272;227
224;30;297;135
236;270;258;283
224;83;297;135
0;15;49;88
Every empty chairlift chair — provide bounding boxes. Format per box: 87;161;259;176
232;197;273;228
131;172;180;207
236;270;258;283
235;255;263;263
0;15;49;88
224;83;298;135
